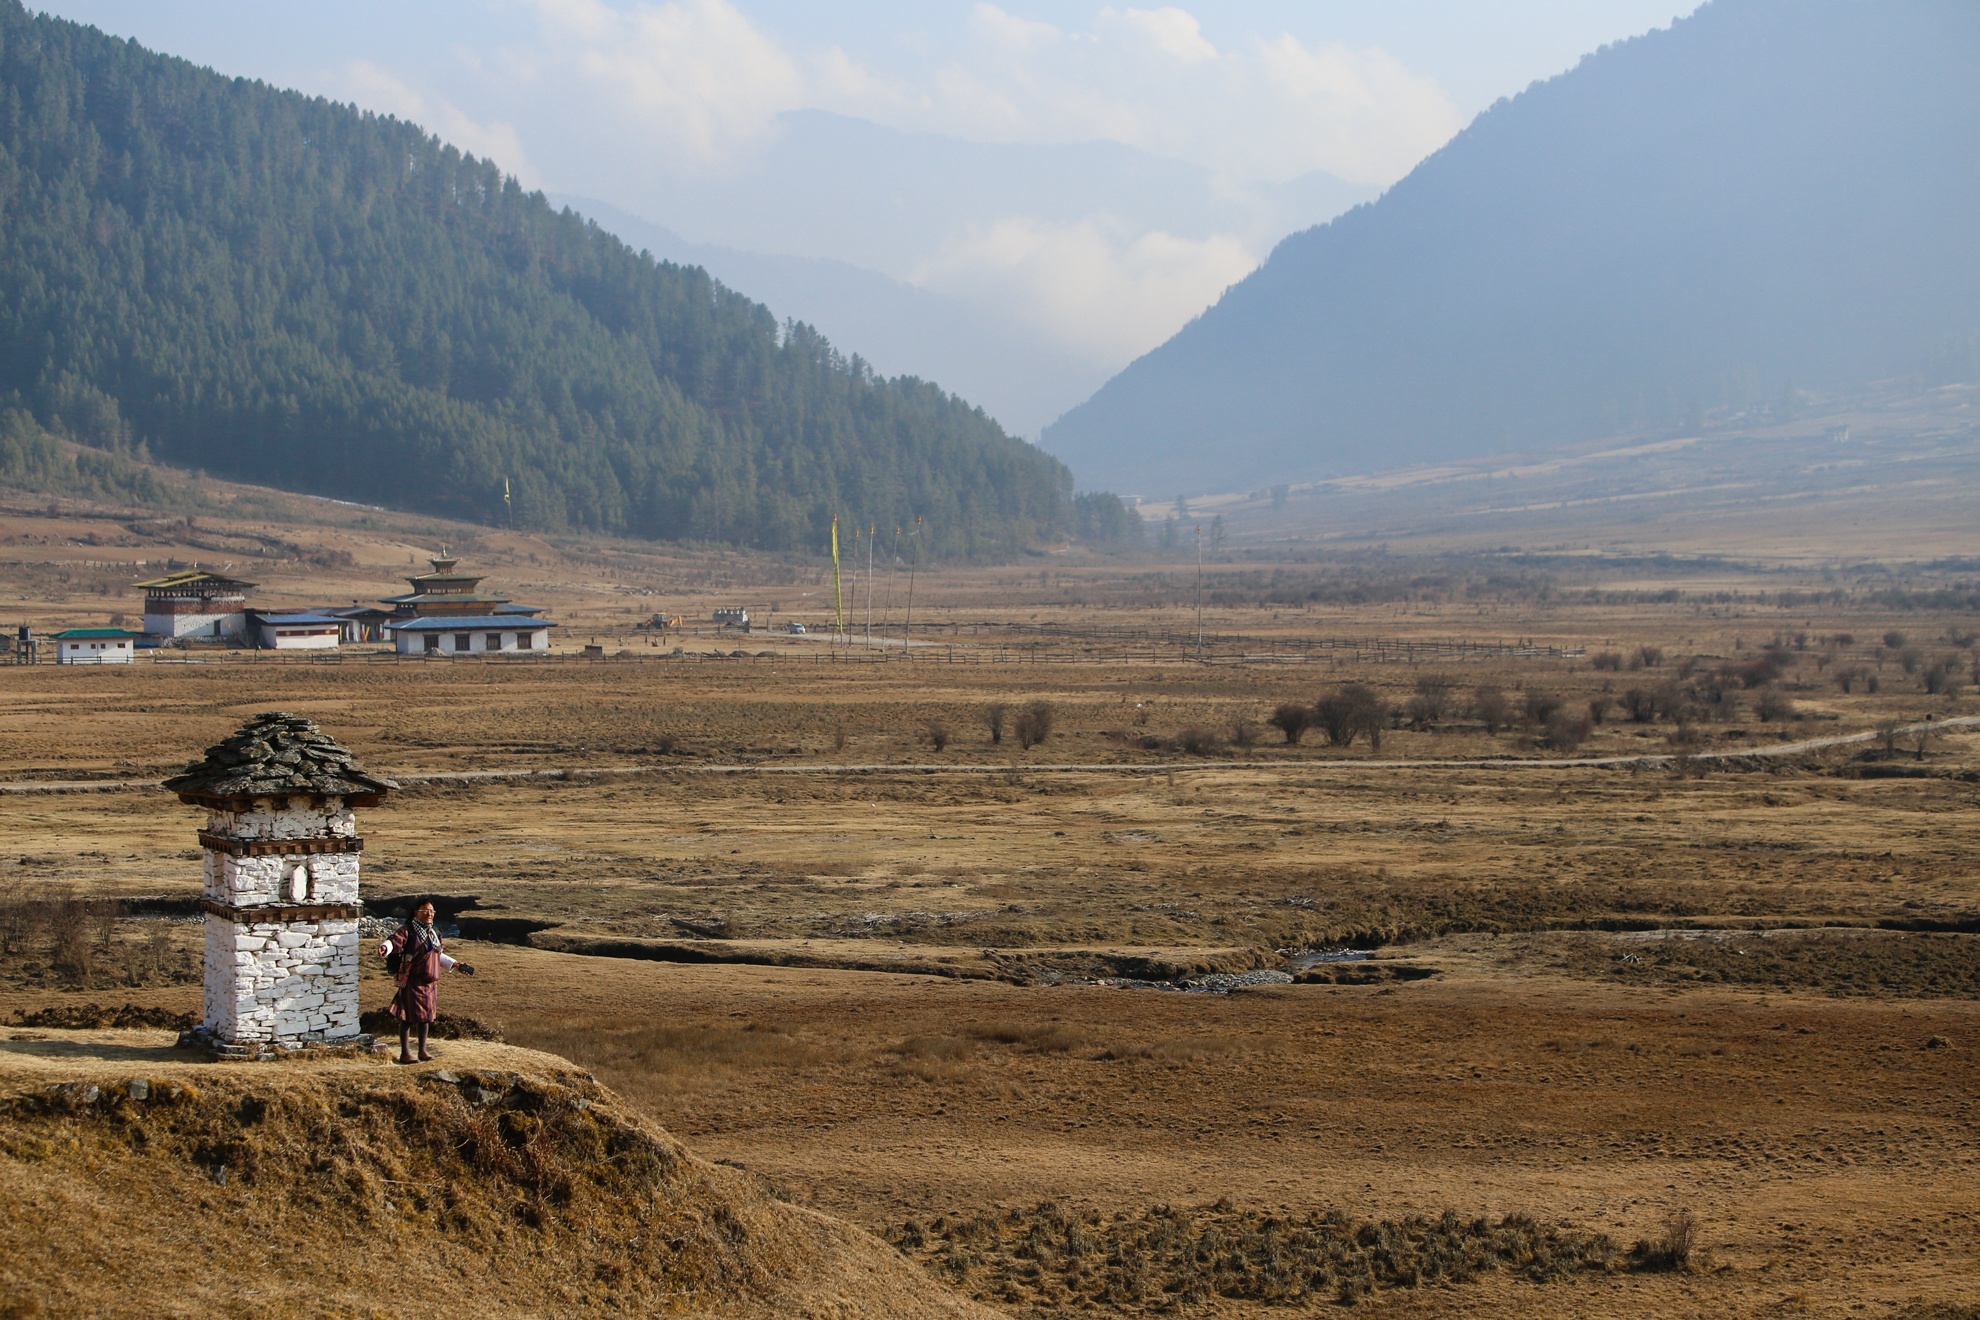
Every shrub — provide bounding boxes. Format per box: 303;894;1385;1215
1472;685;1511;733
1898;647;1924;675
1631;644;1664;670
1587;694;1614;725
1522;690;1565;728
984;703;1008;745
1924;659;1962;697
1177;726;1226;756
1267;702;1312;745
1835;666;1866;693
1412;675;1455;719
1629;1209;1698;1272
1590;651;1623;671
924;720;952;752
1541;710;1593;751
1013;700;1054;750
1228;719;1257;750
1754;691;1797;722
1884;630;1908;651
47;890;93;988
1315;683;1389;749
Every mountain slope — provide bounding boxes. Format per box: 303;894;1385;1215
554;196;1113;440
0;4;1069;558
1042;0;1980;497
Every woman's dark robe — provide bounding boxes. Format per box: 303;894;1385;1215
385;924;446;1023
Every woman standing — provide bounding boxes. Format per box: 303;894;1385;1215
379;899;474;1064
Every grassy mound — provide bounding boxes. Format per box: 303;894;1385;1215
0;1038;985;1318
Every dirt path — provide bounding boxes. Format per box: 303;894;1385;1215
5;715;1971;795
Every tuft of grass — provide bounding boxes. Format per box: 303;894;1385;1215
1629;1208;1698;1272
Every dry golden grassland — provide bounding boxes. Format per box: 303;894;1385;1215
3;491;1980;1317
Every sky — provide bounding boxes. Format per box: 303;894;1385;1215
37;1;1700;427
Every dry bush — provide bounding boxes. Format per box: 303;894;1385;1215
1471;685;1511;733
1835;665;1868;693
1923;659;1962;697
1412;675;1455;719
1630;1208;1698;1272
1521;690;1565;728
1176;726;1226;757
1541;710;1593;751
0;878;30;956
1267;702;1311;745
1899;647;1925;675
1884;630;1909;651
924;719;952;752
1315;683;1388;749
1228;718;1258;750
1631;644;1665;669
1590;651;1623;671
47;889;94;988
1012;700;1054;750
831;725;848;753
1754;690;1797;722
984;702;1007;745
1587;694;1614;725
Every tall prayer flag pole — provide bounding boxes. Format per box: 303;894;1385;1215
830;516;845;640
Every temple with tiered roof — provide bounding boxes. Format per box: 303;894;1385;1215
381;551;555;655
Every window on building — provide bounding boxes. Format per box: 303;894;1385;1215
454;633;472;652
422;634;439;653
486;632;502;650
517;631;533;650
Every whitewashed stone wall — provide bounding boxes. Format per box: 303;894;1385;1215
202;851;359;907
209;799;357;840
203;917;361;1043
202;793;367;1046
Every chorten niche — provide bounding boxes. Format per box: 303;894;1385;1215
164;713;396;1056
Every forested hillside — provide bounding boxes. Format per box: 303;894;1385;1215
1044;0;1980;496
0;3;1079;557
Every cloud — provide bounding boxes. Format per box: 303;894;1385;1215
914;217;1256;364
526;0;803;165
1098;7;1218;66
339;61;537;183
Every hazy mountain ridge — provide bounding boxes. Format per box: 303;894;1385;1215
553;196;1112;439
0;3;1076;558
1042;0;1980;498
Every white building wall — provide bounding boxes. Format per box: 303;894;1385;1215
55;640;134;664
144;608;246;639
260;627;340;650
393;627;546;655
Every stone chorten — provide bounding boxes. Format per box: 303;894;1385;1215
165;713;396;1052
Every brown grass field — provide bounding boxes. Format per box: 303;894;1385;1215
2;473;1979;1317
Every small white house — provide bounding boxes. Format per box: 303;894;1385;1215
53;628;139;664
713;607;750;627
247;611;344;650
386;616;556;656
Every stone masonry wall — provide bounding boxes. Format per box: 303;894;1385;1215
202;851;359;907
209;800;357;840
202;794;366;1045
204;916;362;1043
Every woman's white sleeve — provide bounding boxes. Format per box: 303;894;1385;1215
378;940;393;957
439;953;458;970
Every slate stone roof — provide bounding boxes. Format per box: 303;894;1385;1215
163;712;397;802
